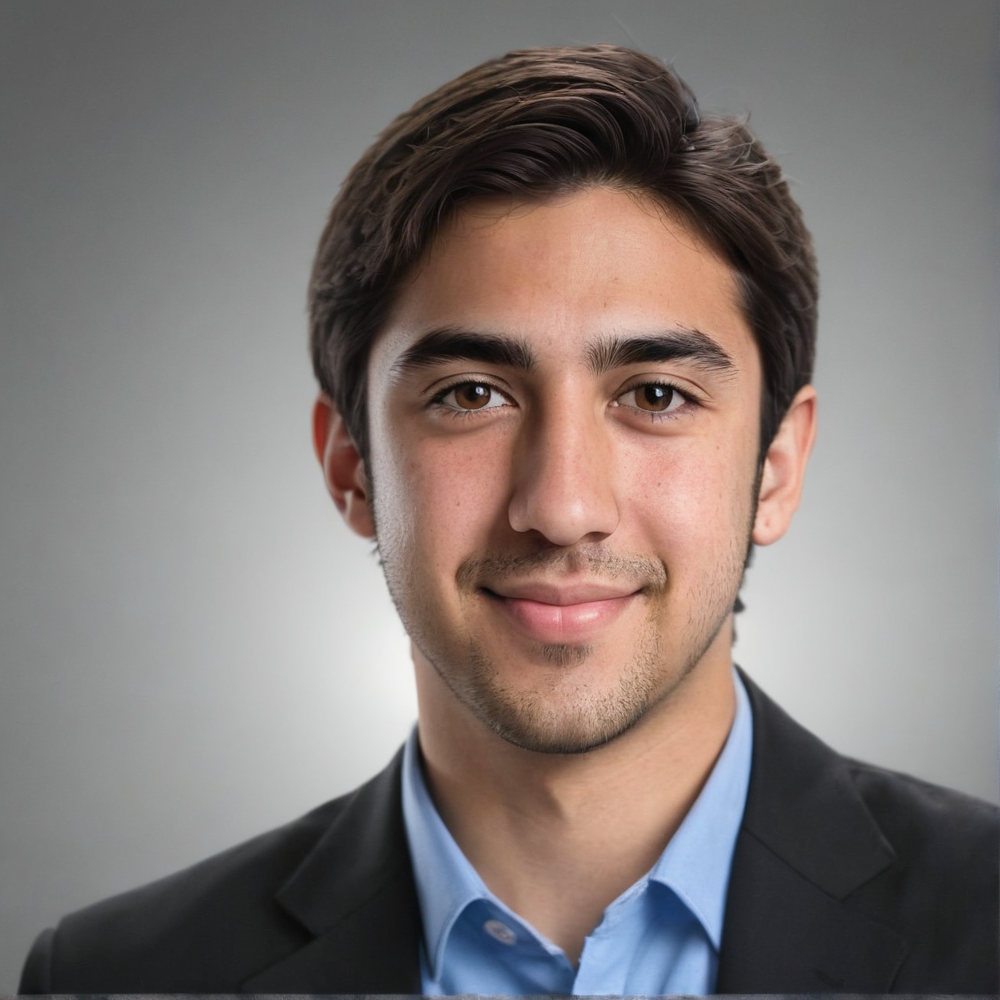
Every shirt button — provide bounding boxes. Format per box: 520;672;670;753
483;918;517;945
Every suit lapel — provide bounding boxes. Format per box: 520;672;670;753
717;672;906;992
242;749;422;993
240;674;910;992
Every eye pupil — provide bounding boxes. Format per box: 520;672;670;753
456;383;491;409
639;384;673;410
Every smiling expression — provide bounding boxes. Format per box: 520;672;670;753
356;186;767;753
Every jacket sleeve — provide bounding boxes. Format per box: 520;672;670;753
18;927;55;995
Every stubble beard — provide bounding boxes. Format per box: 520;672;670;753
457;604;668;754
454;548;743;754
379;534;750;756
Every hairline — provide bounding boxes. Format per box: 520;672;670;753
352;179;774;469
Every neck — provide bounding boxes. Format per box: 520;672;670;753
413;632;737;964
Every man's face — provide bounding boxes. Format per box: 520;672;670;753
361;186;765;754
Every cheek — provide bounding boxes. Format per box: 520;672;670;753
372;429;510;568
618;434;756;559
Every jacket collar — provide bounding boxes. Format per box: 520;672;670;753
716;669;906;992
242;670;908;993
242;747;422;993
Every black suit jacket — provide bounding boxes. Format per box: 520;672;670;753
19;673;999;993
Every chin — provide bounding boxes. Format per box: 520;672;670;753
477;689;655;755
442;637;666;755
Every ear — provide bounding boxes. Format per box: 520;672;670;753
752;385;817;546
312;393;376;539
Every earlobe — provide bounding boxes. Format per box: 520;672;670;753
312;393;377;539
752;385;817;547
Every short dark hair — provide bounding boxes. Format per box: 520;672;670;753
309;44;817;466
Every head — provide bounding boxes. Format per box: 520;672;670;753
311;45;817;754
311;44;816;472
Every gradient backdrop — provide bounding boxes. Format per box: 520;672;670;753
1;0;997;989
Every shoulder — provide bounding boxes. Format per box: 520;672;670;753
741;669;997;871
847;753;998;851
844;753;998;907
738;670;998;990
20;755;405;993
844;756;998;988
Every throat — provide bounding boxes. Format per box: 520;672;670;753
412;636;739;966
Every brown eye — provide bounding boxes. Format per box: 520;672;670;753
613;382;686;416
434;381;512;416
635;384;675;411
453;383;493;409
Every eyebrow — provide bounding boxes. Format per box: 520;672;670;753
390;327;536;379
389;325;737;381
586;329;737;377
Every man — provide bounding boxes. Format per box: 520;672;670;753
19;44;998;994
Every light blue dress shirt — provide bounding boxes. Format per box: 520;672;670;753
400;669;753;995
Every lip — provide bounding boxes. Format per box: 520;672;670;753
488;581;638;605
483;581;641;644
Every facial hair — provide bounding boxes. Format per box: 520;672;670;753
380;537;748;755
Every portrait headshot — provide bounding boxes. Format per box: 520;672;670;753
1;0;997;994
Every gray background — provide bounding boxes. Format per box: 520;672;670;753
1;0;997;990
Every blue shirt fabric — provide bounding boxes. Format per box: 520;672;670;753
400;669;753;995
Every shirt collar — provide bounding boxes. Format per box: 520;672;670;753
401;667;753;975
401;727;494;980
646;668;753;948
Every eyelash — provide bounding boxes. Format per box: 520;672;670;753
427;378;698;421
612;379;695;421
428;378;514;417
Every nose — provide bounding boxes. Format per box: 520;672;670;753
507;402;620;546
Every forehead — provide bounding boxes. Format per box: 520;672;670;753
374;185;758;371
